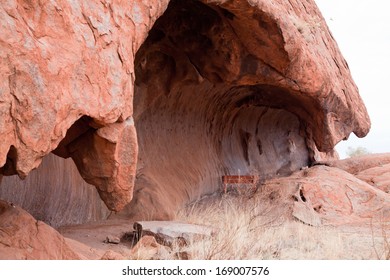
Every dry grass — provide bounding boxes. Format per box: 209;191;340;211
173;192;390;260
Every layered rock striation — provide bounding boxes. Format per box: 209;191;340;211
0;154;110;227
0;0;370;223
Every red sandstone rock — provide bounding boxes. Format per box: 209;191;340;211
100;250;125;260
0;0;370;220
0;0;169;211
0;200;80;259
262;165;390;226
355;163;390;194
69;120;138;211
318;153;390;175
123;0;370;218
0;153;110;228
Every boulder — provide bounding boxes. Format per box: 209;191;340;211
261;165;390;226
0;200;80;259
129;235;170;260
100;250;125;260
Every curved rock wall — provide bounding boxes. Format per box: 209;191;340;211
118;0;368;219
0;0;371;224
0;154;109;228
122;82;310;219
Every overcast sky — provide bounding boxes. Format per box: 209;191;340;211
314;0;390;158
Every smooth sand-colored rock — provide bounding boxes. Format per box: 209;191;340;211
0;154;110;228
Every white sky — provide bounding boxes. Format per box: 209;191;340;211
314;0;390;158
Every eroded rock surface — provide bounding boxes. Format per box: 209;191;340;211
0;0;169;211
294;166;390;226
0;0;370;222
259;156;390;226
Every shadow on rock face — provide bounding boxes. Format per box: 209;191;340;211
119;0;336;220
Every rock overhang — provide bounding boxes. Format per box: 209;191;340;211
135;0;370;150
0;0;370;218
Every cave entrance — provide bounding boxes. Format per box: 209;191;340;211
128;0;311;219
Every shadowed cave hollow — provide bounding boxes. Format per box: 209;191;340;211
0;0;331;226
120;0;314;220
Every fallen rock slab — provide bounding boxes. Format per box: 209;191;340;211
133;221;216;247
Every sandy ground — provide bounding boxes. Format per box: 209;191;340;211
59;219;136;259
58;192;390;260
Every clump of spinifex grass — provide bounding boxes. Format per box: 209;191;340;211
174;191;390;260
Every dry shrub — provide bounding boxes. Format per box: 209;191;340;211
175;190;390;260
371;217;390;260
